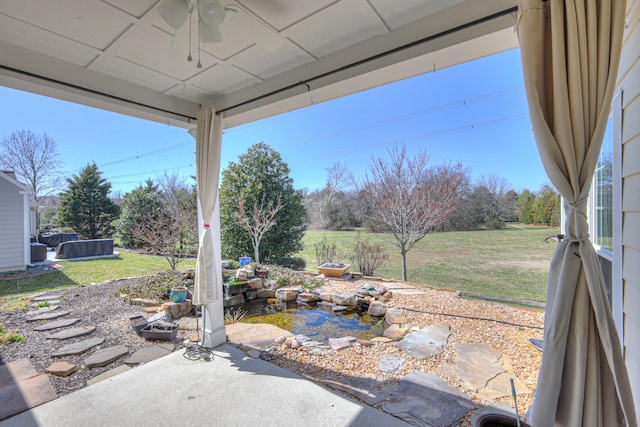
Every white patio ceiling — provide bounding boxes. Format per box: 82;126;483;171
0;0;518;129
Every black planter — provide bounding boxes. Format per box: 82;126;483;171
474;413;531;427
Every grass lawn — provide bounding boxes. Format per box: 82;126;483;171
0;251;196;298
297;224;560;303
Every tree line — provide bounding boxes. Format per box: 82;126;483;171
2;129;559;279
305;164;560;232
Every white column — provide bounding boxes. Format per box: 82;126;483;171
200;197;226;348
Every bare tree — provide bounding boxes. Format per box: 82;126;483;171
130;199;197;271
0;130;64;203
237;193;284;264
359;144;464;281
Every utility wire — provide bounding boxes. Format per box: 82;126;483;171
95;86;523;170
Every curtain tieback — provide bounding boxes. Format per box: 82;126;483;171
564;235;590;245
203;223;210;228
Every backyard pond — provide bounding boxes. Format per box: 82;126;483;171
237;300;386;341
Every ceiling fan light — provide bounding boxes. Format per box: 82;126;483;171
199;19;222;43
158;0;190;30
198;0;225;27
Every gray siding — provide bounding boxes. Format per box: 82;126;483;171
0;177;27;272
618;0;640;413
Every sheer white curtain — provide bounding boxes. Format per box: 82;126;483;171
516;0;636;425
194;109;222;305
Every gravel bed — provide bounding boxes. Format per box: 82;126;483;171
267;279;544;417
0;279;193;397
1;276;544;420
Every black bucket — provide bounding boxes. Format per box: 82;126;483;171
474;413;531;427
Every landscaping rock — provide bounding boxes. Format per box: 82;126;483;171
147;311;171;324
130;298;159;307
383;324;408;341
223;294;245;307
329;336;356;351
367;301;387;317
161;300;192;318
246;278;263;290
256;289;275;298
319;293;334;302
332;294;357;306
276;288;298;302
385;308;407;325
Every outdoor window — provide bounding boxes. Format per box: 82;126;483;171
593;115;614;252
591;113;614;307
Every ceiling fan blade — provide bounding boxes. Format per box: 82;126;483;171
158;0;190;30
199;19;222;43
198;0;225;27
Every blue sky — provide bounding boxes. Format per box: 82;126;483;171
0;48;548;195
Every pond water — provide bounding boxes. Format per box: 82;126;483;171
238;300;385;341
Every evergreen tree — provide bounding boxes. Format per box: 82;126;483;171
58;162;119;239
516;190;536;224
220;142;306;262
533;184;561;226
114;180;165;249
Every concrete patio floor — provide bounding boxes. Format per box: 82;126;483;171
0;343;410;427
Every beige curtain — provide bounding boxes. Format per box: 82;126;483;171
193;109;223;305
516;1;636;426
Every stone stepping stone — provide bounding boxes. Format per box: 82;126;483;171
379;354;403;373
46;326;96;340
32;294;62;301
84;345;129;368
438;343;505;393
51;337;105;357
27;305;60;315
123;344;173;365
389;288;427;295
384;371;474;427
26;310;70;322
396;323;451;359
382;282;416;290
0;359;57;421
45;361;76;377
33;318;80;331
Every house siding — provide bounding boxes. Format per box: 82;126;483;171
618;0;640;414
0;176;28;272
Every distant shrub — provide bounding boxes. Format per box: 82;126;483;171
350;233;388;277
314;236;340;266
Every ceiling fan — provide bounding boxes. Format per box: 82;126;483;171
158;0;284;68
158;0;237;67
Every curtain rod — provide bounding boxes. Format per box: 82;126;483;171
0;64;198;122
217;6;519;115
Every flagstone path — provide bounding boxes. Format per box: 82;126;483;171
0;294;184;422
